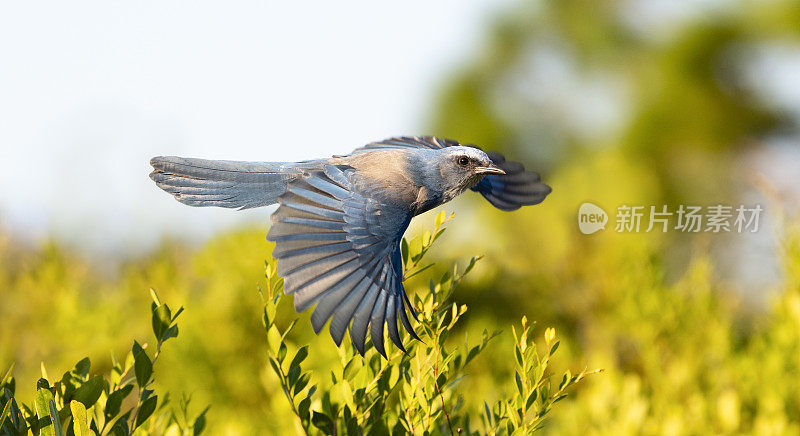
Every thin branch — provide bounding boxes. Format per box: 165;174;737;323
270;354;310;436
433;362;454;435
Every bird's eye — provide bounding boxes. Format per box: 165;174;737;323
457;156;470;166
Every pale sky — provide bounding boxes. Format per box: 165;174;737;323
2;0;799;264
0;1;510;255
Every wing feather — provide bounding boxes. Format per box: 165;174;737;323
149;156;294;209
369;290;389;358
385;287;405;353
267;165;419;357
349;267;385;355
327;262;382;346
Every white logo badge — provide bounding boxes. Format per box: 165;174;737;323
578;202;608;234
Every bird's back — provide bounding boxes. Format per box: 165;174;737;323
330;149;425;211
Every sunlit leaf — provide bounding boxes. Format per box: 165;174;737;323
0;400;12;432
69;401;91;436
1;363;14;386
152;304;172;341
34;387;56;436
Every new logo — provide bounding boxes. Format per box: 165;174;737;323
578;202;608;234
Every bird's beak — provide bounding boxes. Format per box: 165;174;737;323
475;165;506;175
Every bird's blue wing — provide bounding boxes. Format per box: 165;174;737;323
266;164;418;357
470;151;552;211
354;136;552;211
351;136;461;152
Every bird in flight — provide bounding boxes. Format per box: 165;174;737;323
150;136;550;357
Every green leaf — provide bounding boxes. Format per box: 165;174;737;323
435;210;445;228
149;288;162;306
104;410;132;436
72;375;104;408
277;342;288;364
162;325;179;342
392;420;406;436
307;384;317;400
265;302;277;330
266;326;281;355
466;345;482;364
171;306;184;322
293;373;310;397
343;359;358;381
463;255;483;275
72;358;91;379
34;387;56;436
431;227;446;244
70;401;91;436
133;343;153;388
1;362;14;386
287;365;301;388
262;307;272;328
105;385;134;417
408;237;423;262
289;346;309;370
48;400;64;436
515;371;524;396
549;341;560;356
0;400;13;433
152;304;171;341
193;406;209;436
280;319;298;341
298;397;310;421
404;262;434;280
311;411;335;435
134;395;158;429
559;372;569;391
272;279;283;298
525;390;538;410
268;357;282;378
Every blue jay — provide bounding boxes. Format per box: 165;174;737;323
150;136;550;356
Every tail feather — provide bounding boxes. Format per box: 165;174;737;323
149;156;297;209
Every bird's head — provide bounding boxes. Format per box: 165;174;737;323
432;146;505;201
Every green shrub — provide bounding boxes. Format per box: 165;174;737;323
0;290;207;436
260;212;595;435
1;212;590;435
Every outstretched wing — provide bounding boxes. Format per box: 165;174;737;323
353;136;551;211
266;165;419;357
469;151;551;211
352;136;461;152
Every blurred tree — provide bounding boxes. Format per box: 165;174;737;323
430;0;800;203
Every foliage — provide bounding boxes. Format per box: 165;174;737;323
0;291;206;436
260;211;592;435
4;209;800;434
